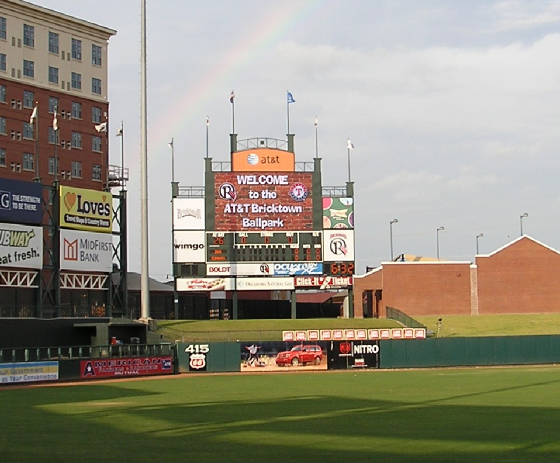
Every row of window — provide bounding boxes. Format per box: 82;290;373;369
0;18;102;66
0;148;102;180
0;85;104;124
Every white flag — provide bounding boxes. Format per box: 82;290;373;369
347;139;355;150
116;127;123;136
29;106;38;125
95;122;107;133
53;109;58;131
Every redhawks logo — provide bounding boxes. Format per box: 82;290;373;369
189;353;206;370
339;342;351;355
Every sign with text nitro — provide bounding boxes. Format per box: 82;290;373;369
0;178;42;225
59;186;112;233
60;229;113;272
214;172;313;231
0;222;42;269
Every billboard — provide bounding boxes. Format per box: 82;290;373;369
294;275;352;288
80;357;173;379
207;262;272;276
241;341;327;372
214;172;313;231
0;178;42;225
0;361;58;384
323;197;353;229
173;230;206;263
60;229;113;272
0;223;42;269
59;186;112;233
327;341;380;369
232;148;295;172
236;277;294;290
173;198;205;230
323;230;355;262
176;277;235;291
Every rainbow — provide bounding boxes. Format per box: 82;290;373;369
149;0;323;148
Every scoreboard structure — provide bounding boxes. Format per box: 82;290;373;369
173;134;355;317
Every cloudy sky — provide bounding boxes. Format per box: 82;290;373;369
36;0;560;279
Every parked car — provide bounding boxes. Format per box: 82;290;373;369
275;344;323;366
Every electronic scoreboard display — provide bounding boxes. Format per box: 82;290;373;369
207;231;322;263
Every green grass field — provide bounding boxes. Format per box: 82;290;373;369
3;366;560;462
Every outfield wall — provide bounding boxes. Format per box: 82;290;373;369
379;335;560;368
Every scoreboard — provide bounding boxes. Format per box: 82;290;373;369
207;231;322;263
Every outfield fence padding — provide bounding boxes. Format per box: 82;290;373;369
379;335;560;368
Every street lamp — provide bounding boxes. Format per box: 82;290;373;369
436;226;445;259
476;233;484;255
520;212;528;236
389;218;398;261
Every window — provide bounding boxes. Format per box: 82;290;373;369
71;72;81;89
92;106;102;123
23;122;33;140
92;164;101;181
92;135;101;152
0;116;6;135
91;78;101;95
0;84;5;103
23;90;33;108
71;102;82;119
48;31;59;54
0;17;6;40
23;153;34;171
71;160;82;178
92;44;102;66
48;157;58;175
48;127;57;144
23;60;34;78
23;24;34;47
48;66;58;84
0;148;5;167
71;38;82;60
48;96;58;113
71;132;82;149
0;53;5;72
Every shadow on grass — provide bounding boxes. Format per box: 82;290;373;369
2;376;560;463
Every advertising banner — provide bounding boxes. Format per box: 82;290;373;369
173;198;205;230
0;223;42;269
173;230;206;263
60;229;113;272
0;361;58;384
0;178;42;224
294;275;352;288
206;262;272;276
232;148;295;172
214;172;313;231
241;341;328;372
236;277;294;290
273;262;323;276
59;186;112;233
323;230;355;262
327;341;380;369
176;277;235;291
323;197;354;229
80;357;173;379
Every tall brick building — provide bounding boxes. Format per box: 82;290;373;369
354;236;560;318
0;0;116;190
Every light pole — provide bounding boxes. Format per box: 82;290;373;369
476;233;484;254
520;212;528;236
390;218;398;261
436;226;445;259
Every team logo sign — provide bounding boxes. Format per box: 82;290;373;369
289;183;308;201
219;183;237;201
330;237;348;256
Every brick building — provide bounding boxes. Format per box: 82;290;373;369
0;0;116;189
354;235;560;318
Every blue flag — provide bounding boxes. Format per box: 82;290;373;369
287;91;295;104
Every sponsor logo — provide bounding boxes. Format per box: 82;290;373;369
0;229;35;247
219;183;237;201
247;153;259;165
289;183;309;202
0;191;11;210
177;208;201;220
64;239;78;261
274;262;322;276
174;242;204;251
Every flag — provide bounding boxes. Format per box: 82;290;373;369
53;109;58;131
205;116;210;126
168;138;174;149
116;127;123;136
314;117;318;127
95;122;107;133
287;91;295;104
229;90;235;103
347;139;355;150
29;106;38;125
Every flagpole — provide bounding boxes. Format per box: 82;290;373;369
287;91;290;134
33;101;40;182
231;94;235;134
347;145;351;183
205;116;209;158
54;107;58;182
314;117;318;158
118;121;124;191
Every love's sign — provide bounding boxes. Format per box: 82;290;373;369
59;186;112;233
